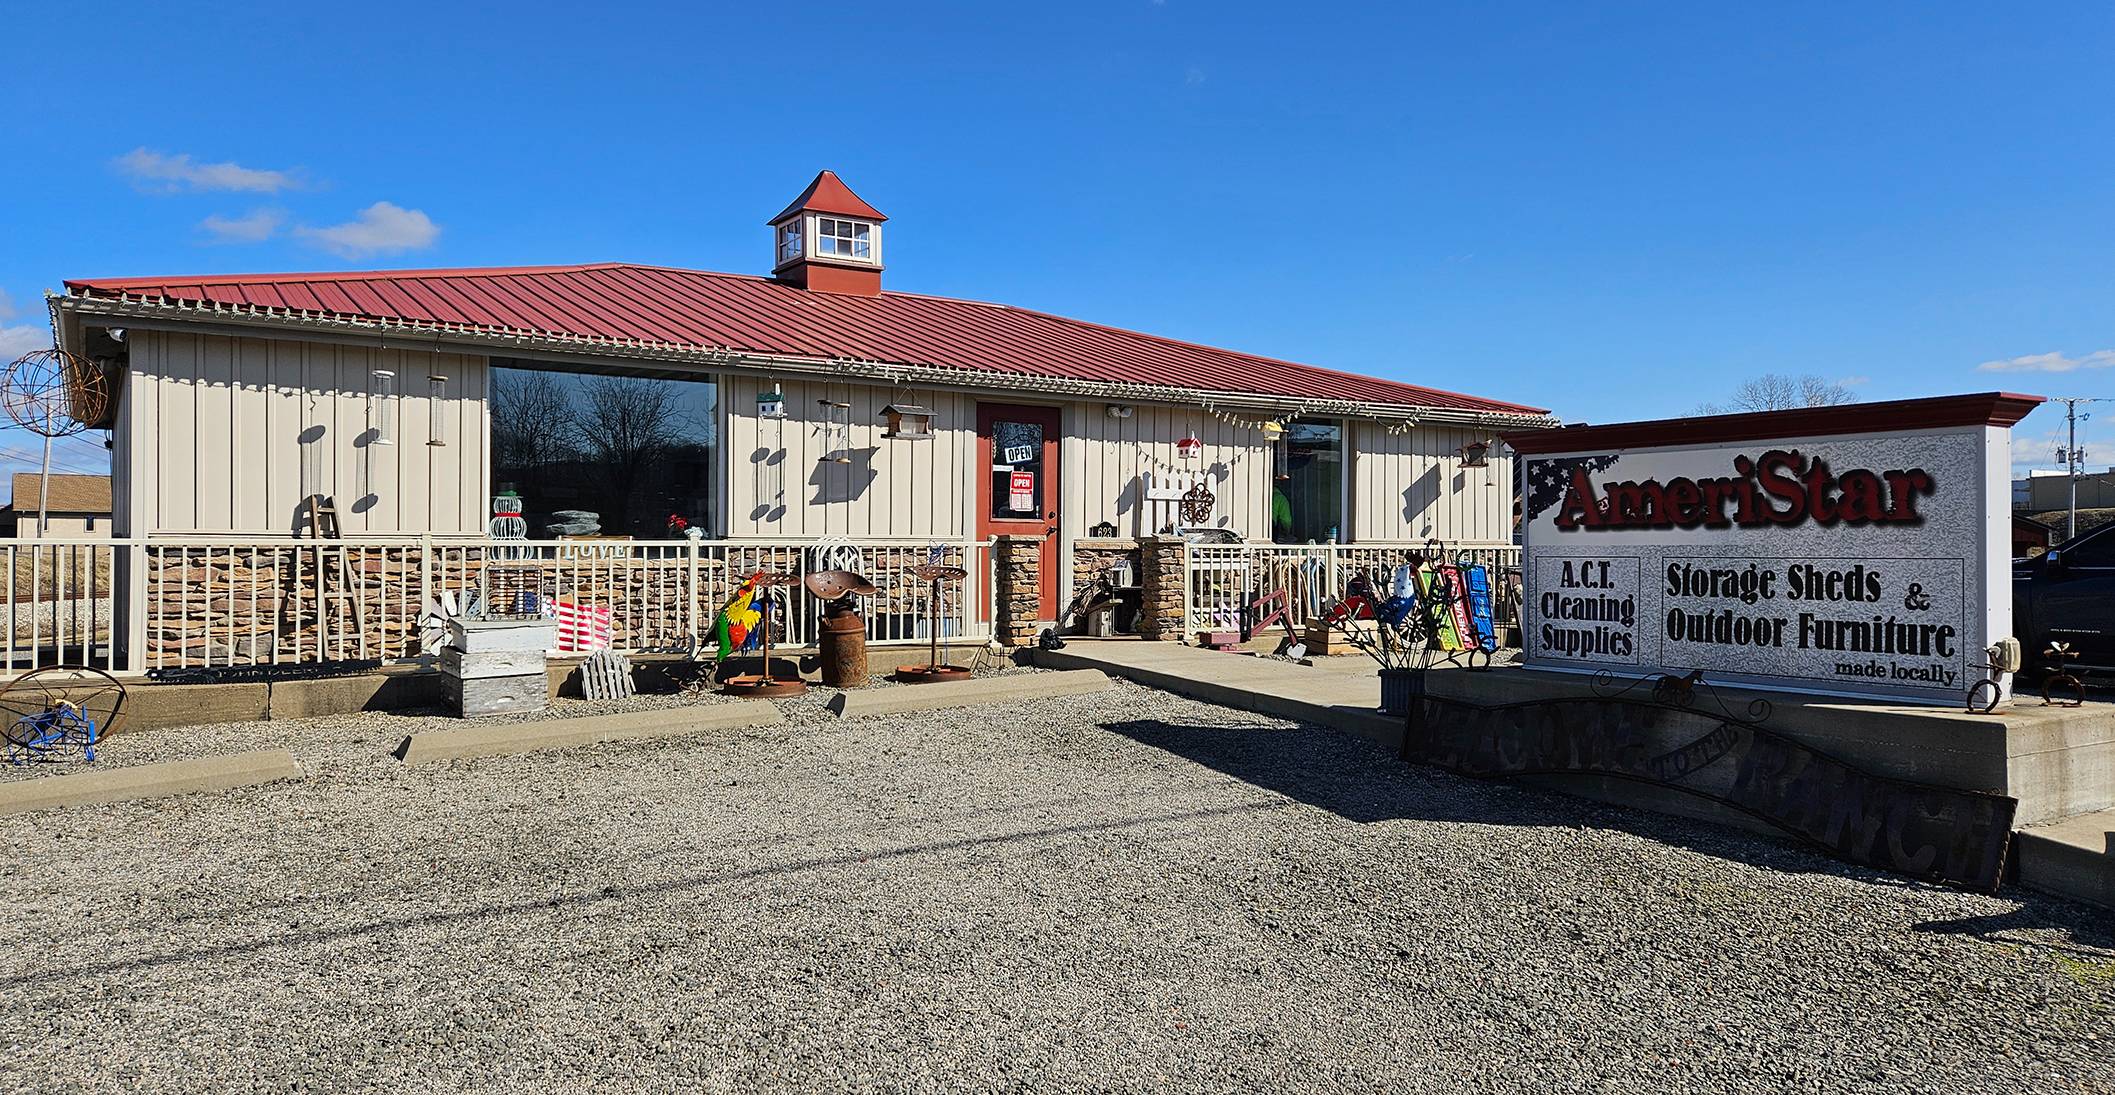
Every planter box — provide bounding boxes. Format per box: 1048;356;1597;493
1378;668;1421;717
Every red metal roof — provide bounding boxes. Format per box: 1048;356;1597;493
768;171;887;224
64;262;1547;416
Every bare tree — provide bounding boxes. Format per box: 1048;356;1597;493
491;369;578;471
1695;373;1856;415
574;376;689;530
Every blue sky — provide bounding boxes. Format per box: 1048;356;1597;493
2;2;2110;485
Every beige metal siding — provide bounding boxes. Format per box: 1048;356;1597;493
1060;401;1269;539
1349;421;1514;542
721;374;972;539
124;330;488;537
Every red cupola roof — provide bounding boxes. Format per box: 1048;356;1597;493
767;170;887;225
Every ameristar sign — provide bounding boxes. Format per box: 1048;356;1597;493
1503;393;2044;704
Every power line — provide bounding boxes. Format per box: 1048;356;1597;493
2052;396;2110;542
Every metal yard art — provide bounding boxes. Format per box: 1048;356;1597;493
897;561;970;683
718;571;806;697
0;665;126;764
3;347;110;535
805;568;878;688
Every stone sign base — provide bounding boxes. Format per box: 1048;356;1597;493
1419;667;2114;831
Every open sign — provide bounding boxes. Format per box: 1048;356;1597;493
1008;471;1035;512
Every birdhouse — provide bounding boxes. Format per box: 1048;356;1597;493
1457;440;1491;468
756;389;786;418
881;403;934;440
1260;420;1285;440
1176;433;1202;460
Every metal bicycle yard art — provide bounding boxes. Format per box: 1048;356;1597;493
0;665;126;765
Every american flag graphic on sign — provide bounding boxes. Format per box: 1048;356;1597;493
552;601;613;652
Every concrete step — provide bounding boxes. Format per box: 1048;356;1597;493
2017;808;2115;909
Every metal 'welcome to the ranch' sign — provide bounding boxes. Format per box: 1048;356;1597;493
1504;393;2043;704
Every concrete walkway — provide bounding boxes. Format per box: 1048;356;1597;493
1034;640;1402;750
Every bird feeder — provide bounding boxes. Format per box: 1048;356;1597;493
881;403;934;440
1260;420;1285;440
756;387;786;418
368;369;396;446
1176;433;1202;460
818;398;852;463
1457;440;1491;468
427;374;448;446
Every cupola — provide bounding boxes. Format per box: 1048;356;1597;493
768;170;886;296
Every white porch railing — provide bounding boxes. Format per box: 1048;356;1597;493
0;536;996;679
1185;541;1521;636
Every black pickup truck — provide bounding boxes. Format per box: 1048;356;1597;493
2014;522;2115;673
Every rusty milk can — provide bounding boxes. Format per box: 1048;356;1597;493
803;569;878;688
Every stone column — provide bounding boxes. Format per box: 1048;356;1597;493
994;535;1044;648
1135;535;1189;642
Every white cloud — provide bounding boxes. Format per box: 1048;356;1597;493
295;201;440;258
1184;65;1207;86
115;147;299;193
1976;350;2115;374
200;208;286;244
0;289;15;321
0;325;51;362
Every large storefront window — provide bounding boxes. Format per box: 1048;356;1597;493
490;359;718;539
1271;419;1343;543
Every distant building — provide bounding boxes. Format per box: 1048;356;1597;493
2;473;112;538
2016;466;2115;513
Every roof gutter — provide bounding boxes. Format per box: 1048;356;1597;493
51;292;1559;431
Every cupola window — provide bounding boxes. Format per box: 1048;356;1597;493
776;220;803;265
816;217;873;261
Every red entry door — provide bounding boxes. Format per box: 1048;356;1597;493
976;403;1061;620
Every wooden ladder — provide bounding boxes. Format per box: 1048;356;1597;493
297;494;365;658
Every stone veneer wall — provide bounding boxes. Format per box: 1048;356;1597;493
994;535;1044;648
138;541;986;667
142;545;472;667
1070;538;1142;594
1136;536;1188;641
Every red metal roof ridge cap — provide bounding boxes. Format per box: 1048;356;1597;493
65;263;622;292
1500;392;2046;453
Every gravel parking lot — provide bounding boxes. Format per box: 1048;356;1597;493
0;678;2109;1093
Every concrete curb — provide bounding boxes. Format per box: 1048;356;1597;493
0;749;303;816
829;669;1112;718
396;701;783;765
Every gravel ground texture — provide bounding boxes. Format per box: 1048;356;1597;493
0;677;2109;1093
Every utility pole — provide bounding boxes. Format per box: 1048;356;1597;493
2052;396;2108;542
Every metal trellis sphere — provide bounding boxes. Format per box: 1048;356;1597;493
2;348;107;438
